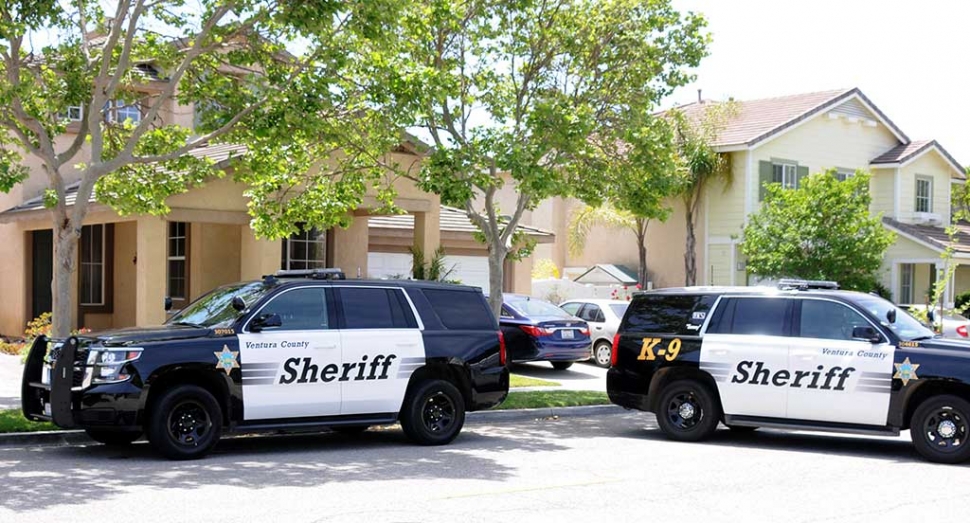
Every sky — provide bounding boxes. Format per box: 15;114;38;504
665;0;970;165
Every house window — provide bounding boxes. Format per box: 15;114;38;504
900;263;914;304
167;222;188;301
281;225;327;270
103;100;142;123
773;163;799;189
915;177;932;213
835;170;854;181
80;225;105;306
59;105;83;122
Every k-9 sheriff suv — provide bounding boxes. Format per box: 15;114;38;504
22;269;509;459
607;280;970;464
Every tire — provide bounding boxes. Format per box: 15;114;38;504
655;380;721;442
910;394;970;464
400;379;465;446
331;425;370;435
85;429;142;446
147;384;223;460
592;341;612;368
551;361;574;371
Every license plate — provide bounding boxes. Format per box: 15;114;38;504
561;329;574;339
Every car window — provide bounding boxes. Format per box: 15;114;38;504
624;295;697;334
609;303;629;320
799;299;871;341
713;297;788;337
560;302;582;316
169;282;271;328
257;287;328;331
506;297;571;319
500;305;514;318
854;295;935;341
423;289;495;330
579;304;604;323
339;287;414;329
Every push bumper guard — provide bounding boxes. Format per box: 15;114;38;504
21;335;80;428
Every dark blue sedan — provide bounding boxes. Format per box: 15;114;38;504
500;294;592;370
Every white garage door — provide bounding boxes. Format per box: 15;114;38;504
367;252;490;290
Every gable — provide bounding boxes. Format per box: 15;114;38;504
828;97;878;122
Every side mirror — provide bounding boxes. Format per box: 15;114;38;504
250;313;282;333
886;309;896;324
852;326;882;344
164;296;173;312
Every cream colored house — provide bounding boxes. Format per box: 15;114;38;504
523;88;968;304
0;93;548;337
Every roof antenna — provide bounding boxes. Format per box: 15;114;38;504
698;89;702;104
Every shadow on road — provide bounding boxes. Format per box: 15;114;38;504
619;416;936;464
0;421;570;512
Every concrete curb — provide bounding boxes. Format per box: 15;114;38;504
0;404;625;447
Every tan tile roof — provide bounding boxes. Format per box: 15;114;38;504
871;139;966;179
369;206;554;239
673;87;909;148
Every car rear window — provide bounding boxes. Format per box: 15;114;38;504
506;296;571;319
708;297;788;336
623;294;701;334
423;289;496;330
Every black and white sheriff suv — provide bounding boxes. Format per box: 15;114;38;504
607;280;970;464
22;269;509;459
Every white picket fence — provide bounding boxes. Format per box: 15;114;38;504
531;278;640;303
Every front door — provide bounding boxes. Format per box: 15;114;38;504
31;230;53;319
701;297;793;418
786;298;895;426
238;286;342;420
335;286;425;416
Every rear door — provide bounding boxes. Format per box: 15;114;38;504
701;297;792;418
786;297;894;425
335;286;425;416
238;286;342;420
579;304;609;342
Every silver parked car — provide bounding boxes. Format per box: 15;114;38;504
903;304;970;339
559;299;630;367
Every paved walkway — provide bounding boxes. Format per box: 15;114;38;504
0;353;23;410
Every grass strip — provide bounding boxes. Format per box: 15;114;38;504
509;374;561;388
0;409;57;433
494;390;610;410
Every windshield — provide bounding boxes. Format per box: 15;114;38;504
506;296;572;319
610;304;630;319
854;295;936;341
167;282;270;329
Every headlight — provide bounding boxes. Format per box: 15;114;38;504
84;348;143;386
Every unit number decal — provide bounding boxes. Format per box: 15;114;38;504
637;338;682;362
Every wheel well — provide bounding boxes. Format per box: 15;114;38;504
142;368;231;427
646;367;722;416
902;380;970;430
405;363;472;407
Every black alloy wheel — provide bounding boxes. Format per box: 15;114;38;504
655;380;720;442
911;395;970;464
147;384;223;460
400;379;466;446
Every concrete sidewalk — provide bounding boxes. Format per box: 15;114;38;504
0;353;22;410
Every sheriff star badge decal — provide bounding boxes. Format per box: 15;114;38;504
215;345;240;375
894;357;920;386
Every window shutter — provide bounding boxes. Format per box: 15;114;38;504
758;161;773;201
797;165;809;188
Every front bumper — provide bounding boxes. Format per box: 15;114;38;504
21;336;143;429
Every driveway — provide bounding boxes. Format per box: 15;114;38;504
510;361;607;391
0;354;22;410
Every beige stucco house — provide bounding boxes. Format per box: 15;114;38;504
522;88;969;304
0;89;548;337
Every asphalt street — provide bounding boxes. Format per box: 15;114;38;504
2;410;967;523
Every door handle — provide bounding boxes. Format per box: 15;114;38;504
595;326;603;330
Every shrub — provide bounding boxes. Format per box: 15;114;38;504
532;259;560;280
956;291;970;311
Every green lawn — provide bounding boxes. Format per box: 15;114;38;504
494;390;610;410
0;409;56;433
509;374;561;388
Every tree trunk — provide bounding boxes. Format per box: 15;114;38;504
52;219;80;338
684;200;697;286
635;219;648;289
486;242;507;317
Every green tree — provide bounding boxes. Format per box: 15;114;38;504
395;0;709;313
668;101;737;286
740;170;896;290
0;0;406;335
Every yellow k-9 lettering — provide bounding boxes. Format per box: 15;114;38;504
638;338;682;361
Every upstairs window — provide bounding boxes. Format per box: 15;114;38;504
773;163;799;189
281;224;327;270
103;100;142;123
760;160;807;200
59;105;84;122
915;176;932;213
835;170;855;181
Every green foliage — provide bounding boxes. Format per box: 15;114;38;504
509;374;561;388
0;409;57;433
410;246;457;283
741;170;896;291
956;291;970;311
494;390;610;410
567;204;638;257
